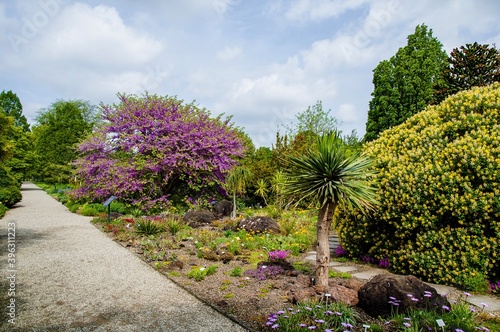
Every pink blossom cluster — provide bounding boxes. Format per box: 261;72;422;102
72;93;244;211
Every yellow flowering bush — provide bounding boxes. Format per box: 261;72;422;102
336;83;500;286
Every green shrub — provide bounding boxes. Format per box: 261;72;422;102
336;83;500;287
80;206;100;216
109;201;127;214
0;186;21;208
0;167;21;208
87;203;106;213
458;272;490;293
0;203;7;218
66;203;81;213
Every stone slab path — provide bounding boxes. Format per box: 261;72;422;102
305;251;500;313
0;183;248;331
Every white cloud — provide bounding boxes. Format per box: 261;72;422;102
37;3;164;68
2;0;500;149
284;0;369;22
335;103;360;124
217;46;242;61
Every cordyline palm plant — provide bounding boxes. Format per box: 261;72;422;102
225;165;253;218
283;132;378;289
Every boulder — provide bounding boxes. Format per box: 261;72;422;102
339;278;366;292
237;216;280;234
219;251;235;264
287;287;317;304
213;200;232;218
325;284;358;307
358;274;450;317
183;210;216;228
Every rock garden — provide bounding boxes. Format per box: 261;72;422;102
81;203;499;332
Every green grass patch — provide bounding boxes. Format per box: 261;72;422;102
329;270;352;279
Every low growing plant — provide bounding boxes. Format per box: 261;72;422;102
268;250;291;262
230;267;243;277
292;262;312;274
168;271;181;277
490;280;500;294
244;265;285;281
187;265;218;281
166;217;183;236
265;301;356;331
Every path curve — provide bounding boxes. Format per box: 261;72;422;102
0;183;248;331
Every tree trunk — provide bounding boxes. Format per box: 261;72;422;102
231;192;237;219
315;200;336;289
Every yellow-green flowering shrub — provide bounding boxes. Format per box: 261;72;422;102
336;83;500;286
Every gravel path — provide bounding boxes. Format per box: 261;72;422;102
0;183;248;331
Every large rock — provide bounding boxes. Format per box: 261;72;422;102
358;274;450;317
237;216;280;234
183;210;216;228
325;285;358;307
339;278;366;292
213;200;232;218
287;287;317;304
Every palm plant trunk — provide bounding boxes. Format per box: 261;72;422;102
232;192;237;218
315;199;336;289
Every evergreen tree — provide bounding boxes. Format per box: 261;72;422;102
365;24;447;141
434;42;500;103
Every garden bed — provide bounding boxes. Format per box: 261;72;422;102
91;216;500;332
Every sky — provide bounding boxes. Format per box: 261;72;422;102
1;0;499;148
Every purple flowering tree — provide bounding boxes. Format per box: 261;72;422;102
72;93;244;211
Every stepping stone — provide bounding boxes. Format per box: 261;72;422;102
465;294;500;313
351;269;387;280
424;282;456;297
332;266;359;273
329;261;344;267
304;255;316;261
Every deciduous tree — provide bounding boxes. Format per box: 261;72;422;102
72;93;244;212
0;90;29;132
33;99;98;182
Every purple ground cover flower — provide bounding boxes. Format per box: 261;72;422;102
334;245;348;257
268;250;291;261
244;265;284;280
379;257;390;268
